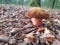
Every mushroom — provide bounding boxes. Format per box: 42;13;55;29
31;18;42;26
25;7;49;26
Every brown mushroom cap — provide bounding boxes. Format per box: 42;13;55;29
25;7;49;19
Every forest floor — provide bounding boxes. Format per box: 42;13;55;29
0;4;60;45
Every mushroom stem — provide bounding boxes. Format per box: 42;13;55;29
31;18;42;26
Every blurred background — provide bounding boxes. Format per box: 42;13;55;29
0;0;60;9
